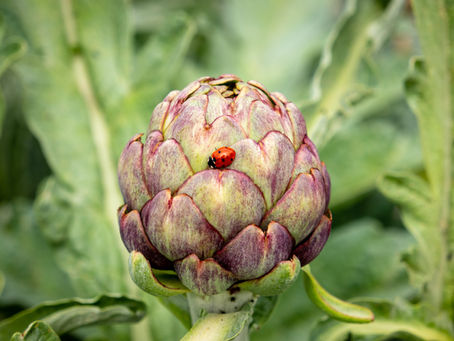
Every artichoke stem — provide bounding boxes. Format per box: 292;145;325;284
186;290;255;341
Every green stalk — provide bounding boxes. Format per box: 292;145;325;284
186;291;254;341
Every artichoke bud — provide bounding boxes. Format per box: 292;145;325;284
118;75;331;296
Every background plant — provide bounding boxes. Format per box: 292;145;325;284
0;0;452;340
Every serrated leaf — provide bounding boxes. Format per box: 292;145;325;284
310;299;454;341
308;0;395;145
302;267;374;323
0;295;146;340
407;2;453;200
393;0;454;326
378;172;443;298
378;172;436;260
10;321;60;341
181;311;251;341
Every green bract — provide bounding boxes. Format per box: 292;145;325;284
118;75;331;296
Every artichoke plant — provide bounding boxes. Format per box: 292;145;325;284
118;74;332;318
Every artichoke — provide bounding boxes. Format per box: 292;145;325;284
118;74;331;297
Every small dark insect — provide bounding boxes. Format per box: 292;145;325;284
208;146;236;169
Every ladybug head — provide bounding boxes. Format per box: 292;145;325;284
208;156;216;169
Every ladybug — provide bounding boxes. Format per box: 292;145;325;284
208;146;236;169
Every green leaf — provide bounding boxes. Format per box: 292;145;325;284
0;295;146;340
250;296;278;331
378;172;439;288
144;295;187;341
1;0;198;338
310;299;454;341
308;0;394;145
236;256;300;296
110;12;198;156
0;0;200;299
302;267;374;323
0;271;4;295
407;2;454;200
158;295;191;330
391;0;454;326
321;121;419;207
0;14;27;77
0;96;51;201
0;200;74;305
67;0;131;110
0;13;26;138
0;39;26;77
0;0;127;295
181;311;251;341
129;251;189;297
133;13;196;87
190;0;338;100
33;177;73;244
10;321;60;341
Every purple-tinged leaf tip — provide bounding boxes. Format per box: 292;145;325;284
230;131;295;209
118;134;150;211
142;190;224;261
261;169;327;244
174;254;236;296
294;212;332;266
143;131;193;197
214;222;293;280
118;205;171;269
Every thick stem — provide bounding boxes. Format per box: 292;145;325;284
186;291;254;341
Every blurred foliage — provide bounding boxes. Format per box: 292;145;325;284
0;0;451;340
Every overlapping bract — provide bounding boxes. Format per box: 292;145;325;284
118;75;331;296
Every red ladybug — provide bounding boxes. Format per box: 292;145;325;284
208;147;236;169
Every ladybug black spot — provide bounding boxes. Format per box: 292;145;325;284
222;158;225;162
218;151;221;153
231;158;233;161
